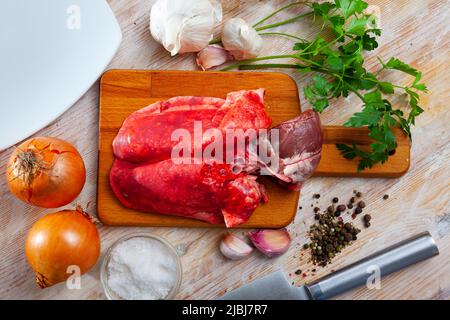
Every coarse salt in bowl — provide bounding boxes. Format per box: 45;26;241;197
100;233;182;300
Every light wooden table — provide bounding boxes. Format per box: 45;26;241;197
0;0;448;300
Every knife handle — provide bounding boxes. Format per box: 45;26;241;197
306;232;439;300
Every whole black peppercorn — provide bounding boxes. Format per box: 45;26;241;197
303;243;309;249
314;213;320;220
354;207;363;215
358;201;366;208
332;197;339;203
344;233;353;242
365;222;371;228
337;204;346;212
313;193;320;199
350;197;356;203
314;207;320;213
356;191;362;198
363;214;371;222
347;203;353;209
383;194;389;200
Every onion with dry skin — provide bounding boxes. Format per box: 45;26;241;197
25;206;100;288
7;137;86;208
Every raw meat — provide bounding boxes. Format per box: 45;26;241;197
110;89;322;227
112;90;271;164
110;160;265;227
265;110;323;190
112;96;225;163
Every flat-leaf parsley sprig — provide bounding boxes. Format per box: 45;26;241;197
222;0;427;171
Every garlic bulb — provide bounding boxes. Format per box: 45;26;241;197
222;18;263;60
196;45;233;70
249;229;291;257
220;233;253;260
149;0;222;56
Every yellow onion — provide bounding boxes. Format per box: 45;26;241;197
7;137;86;208
25;207;100;288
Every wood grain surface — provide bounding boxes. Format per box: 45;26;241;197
0;0;449;300
98;70;409;228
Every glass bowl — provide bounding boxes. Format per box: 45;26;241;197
100;233;182;300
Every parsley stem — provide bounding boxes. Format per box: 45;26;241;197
239;63;307;70
255;11;314;31
252;1;311;28
259;32;308;42
220;54;296;71
347;85;366;102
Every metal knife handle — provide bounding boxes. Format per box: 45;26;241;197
306;232;439;300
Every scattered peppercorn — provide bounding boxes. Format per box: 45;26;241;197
295;269;302;275
383;194;389;200
301;190;370;268
305;207;361;267
299;206;303;210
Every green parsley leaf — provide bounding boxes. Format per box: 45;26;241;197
384;57;418;76
346;17;369;36
378;81;394;94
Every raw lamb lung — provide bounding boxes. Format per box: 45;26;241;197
110;160;264;226
110;89;322;227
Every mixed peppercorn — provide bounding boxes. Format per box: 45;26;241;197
300;191;387;267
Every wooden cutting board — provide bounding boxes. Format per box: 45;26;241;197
97;70;409;228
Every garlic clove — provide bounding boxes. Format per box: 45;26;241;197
222;18;263;60
196;45;233;70
249;229;291;257
220;233;253;260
